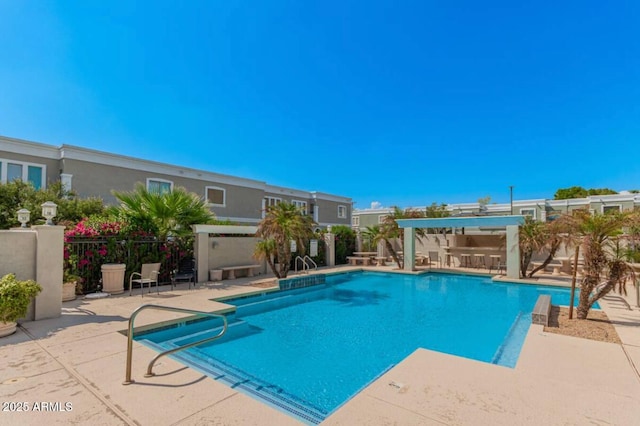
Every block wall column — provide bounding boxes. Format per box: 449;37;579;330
403;227;416;271
34;225;64;320
506;225;520;279
195;231;209;283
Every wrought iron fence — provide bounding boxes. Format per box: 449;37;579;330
65;237;189;294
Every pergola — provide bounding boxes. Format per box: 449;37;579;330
395;215;526;279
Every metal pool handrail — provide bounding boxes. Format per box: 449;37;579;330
304;255;318;271
123;304;228;385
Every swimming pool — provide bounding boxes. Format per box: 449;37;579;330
136;271;586;423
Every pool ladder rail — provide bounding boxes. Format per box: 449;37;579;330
294;255;317;274
123;304;228;385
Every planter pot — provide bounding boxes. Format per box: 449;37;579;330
209;269;223;281
0;321;17;338
101;264;126;294
62;281;77;302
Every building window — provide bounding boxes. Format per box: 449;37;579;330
520;208;536;219
147;178;173;194
378;215;388;224
205;186;226;207
352;216;360;227
338;205;347;219
264;196;281;208
0;159;46;190
292;200;308;215
602;205;621;214
262;196;282;218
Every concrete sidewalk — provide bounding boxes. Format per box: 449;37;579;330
1;268;639;425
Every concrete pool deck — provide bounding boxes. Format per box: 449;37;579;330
1;266;639;425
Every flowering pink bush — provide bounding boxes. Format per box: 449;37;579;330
64;218;188;293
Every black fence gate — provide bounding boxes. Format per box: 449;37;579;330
65;237;189;294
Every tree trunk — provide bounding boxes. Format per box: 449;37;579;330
521;248;532;278
385;239;402;269
527;240;562;278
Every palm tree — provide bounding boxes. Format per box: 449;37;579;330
565;209;635;319
256;202;316;278
519;217;569;278
519;217;548;277
111;184;214;239
254;238;279;276
378;207;427;269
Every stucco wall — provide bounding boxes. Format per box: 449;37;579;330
208;237;266;273
0;230;37;280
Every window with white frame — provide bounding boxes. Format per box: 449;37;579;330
205;186;226;207
0;159;46;190
602;204;621;214
262;196;282;218
352;216;360;227
147;178;173;194
263;196;281;209
520;208;536;219
338;205;347;219
292;200;308;214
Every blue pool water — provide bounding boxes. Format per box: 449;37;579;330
136;272;590;423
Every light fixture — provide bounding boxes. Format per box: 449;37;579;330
17;209;30;228
41;201;58;225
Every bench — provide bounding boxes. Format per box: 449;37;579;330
531;295;552;326
374;256;387;266
346;256;371;266
220;264;261;280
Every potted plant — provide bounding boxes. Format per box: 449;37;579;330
0;273;42;337
63;271;81;302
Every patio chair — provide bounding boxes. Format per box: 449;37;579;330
171;257;196;290
129;263;161;297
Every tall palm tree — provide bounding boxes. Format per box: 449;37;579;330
564;209;635;319
111;184;214;239
256;202;316;278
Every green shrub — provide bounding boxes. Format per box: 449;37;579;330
0;273;42;323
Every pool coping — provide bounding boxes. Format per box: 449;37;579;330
1;265;639;425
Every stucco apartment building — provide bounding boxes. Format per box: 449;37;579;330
0;135;352;227
352;194;640;231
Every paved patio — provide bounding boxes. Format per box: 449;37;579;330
1;266;639;425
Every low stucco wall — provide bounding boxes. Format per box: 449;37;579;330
209;237;265;272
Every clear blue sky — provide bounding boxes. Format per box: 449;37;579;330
2;1;639;209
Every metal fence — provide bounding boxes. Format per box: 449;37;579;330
65;237;189;294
